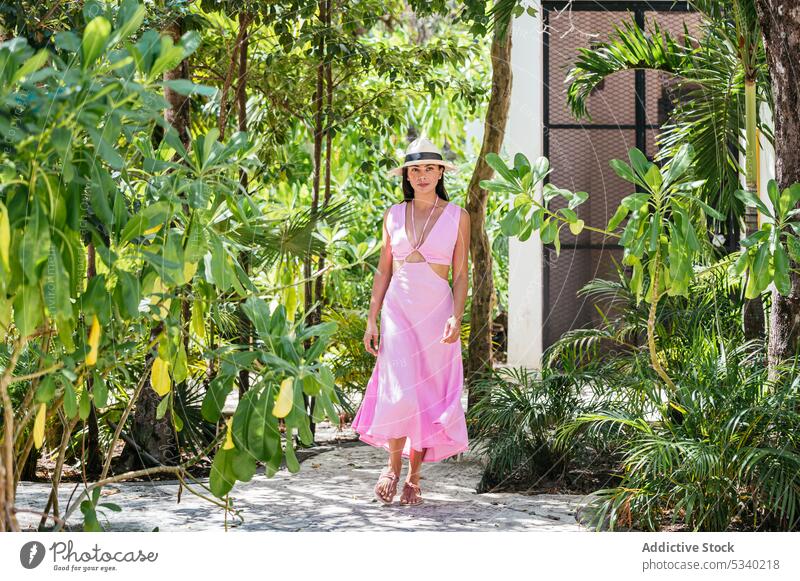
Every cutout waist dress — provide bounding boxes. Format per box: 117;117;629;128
389;200;458;265
349;198;469;464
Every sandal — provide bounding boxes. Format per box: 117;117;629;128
399;480;423;505
374;469;400;505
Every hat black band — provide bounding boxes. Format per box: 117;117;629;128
405;152;443;162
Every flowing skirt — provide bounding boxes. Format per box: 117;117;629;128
351;261;469;463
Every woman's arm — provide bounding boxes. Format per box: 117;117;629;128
364;207;393;355
451;207;471;324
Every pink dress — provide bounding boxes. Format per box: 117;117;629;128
351;199;469;463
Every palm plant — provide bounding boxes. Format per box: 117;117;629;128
561;338;800;531
468;365;584;493
565;0;771;237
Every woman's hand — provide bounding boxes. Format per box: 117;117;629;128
440;315;461;344
363;320;380;356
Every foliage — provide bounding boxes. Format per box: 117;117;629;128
468;365;583;493
0;1;347;532
564;2;771;228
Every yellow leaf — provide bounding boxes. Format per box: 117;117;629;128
183;261;198;283
149;277;170;320
191;300;206;341
143;223;163;235
569;219;585;236
0;202;9;271
33;402;46;449
86;315;101;366
223;417;235;450
272;377;294;418
151;356;171;396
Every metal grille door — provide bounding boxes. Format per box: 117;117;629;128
542;1;702;349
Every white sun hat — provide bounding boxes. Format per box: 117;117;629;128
388;137;457;176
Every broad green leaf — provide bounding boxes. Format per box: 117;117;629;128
112;0;146;44
209;448;236;498
484;152;518;185
201;374;235;423
82;16;111;69
607;204;630;231
773;244;791;296
283;433;300;473
628;147;651;178
14;284;43;337
247;385;280;462
12;49;49;84
643;164;663;192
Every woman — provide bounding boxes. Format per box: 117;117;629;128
351;137;471;506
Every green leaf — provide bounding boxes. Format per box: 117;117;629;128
734;189;771;218
540;218;557;244
609;158;637;184
35;376;57;404
82;16;112;69
531;156;550;181
513;153;531;178
607;204;630;231
246;385;280;462
231;448;257;482
499;206;525;236
767;179;781;216
80;500;102;532
209;447;236;498
628;147;651;178
12;49;49;84
54;31;81;52
14;284;43;337
484;152;518;185
620;192;650;211
63;381;78;419
163;79;217;97
149;35;185;78
283;433;300;473
559;208;578;223
92;372;108;408
643;164;663;192
79;386;91;421
773;244;791;295
201;374;234;423
155;390;170;420
663;143;692;187
112;0;145;44
43;246;72;319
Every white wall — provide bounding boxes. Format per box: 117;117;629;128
505;1;545;369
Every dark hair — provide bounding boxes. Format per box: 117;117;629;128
401;165;449;202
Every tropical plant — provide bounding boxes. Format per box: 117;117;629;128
565;0;771;232
0;2;343;532
468;365;583;493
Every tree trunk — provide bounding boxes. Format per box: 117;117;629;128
304;0;326;333
84;243;103;478
465;21;513;418
755;1;800;374
117;18;191;470
304;0;332;443
235;11;252;397
163;20;191;148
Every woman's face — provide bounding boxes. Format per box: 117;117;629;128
407;164;444;195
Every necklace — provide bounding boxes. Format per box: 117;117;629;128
410;197;438;249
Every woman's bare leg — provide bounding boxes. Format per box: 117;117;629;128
376;437;405;501
406;446;426;485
